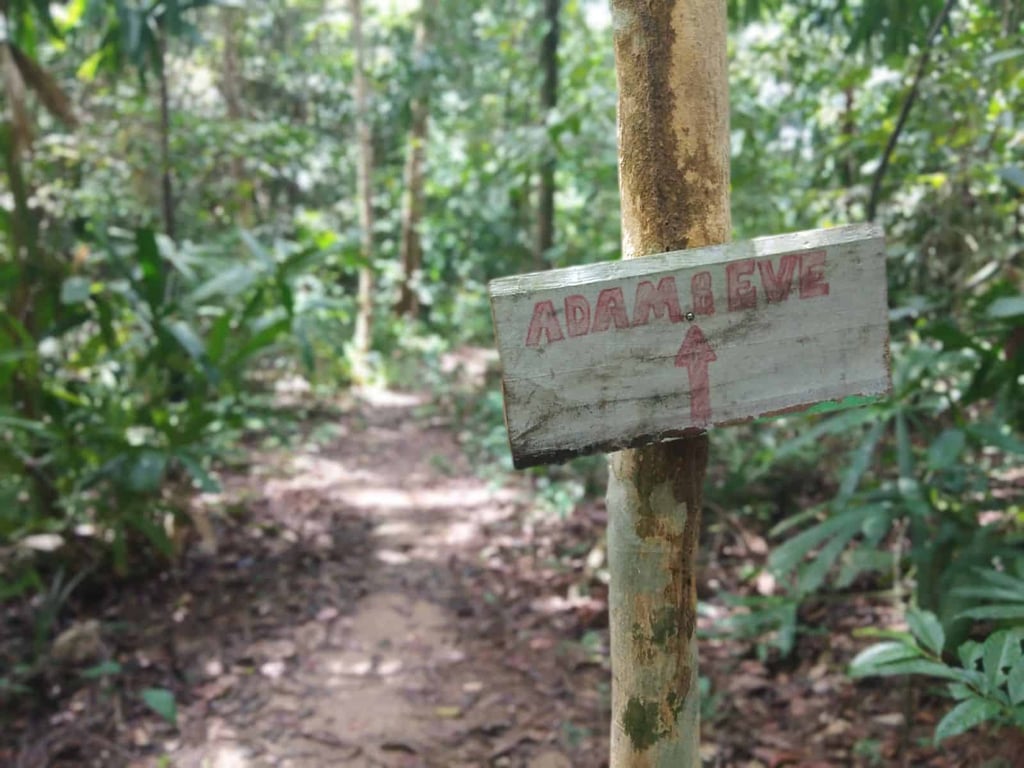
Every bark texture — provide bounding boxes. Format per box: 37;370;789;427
607;1;729;765
157;31;176;241
396;0;435;318
535;0;560;268
220;6;252;226
350;0;375;380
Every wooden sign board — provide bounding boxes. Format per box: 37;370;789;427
489;223;891;469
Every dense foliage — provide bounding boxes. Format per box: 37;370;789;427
1;0;1021;745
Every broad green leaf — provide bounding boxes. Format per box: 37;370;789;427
175;453;221;493
853;658;970;683
897;476;930;518
126;513;173;557
997;166;1024;191
849;641;921;675
772;408;882;461
908;609;945;655
190;264;258;303
974;568;1024;592
141;687;177;726
126;450;168;494
966;424;1024;455
227;317;289;367
954;586;1024;603
947;682;974;701
206;312;233;364
165;320;205;363
1009;657;1024;705
769;508;865;575
959;640;984;670
45;384;89;406
838;421;886;502
80;660;122;678
834;546;893;589
296;326;315;373
987;296;1024;319
60;276;92;305
854;627;919;643
239;229;274;266
76;49;103;81
0;415;55;437
934;698;1001;743
56;0;88;32
860;506;892;544
957;605;1024;622
135;229;165;312
983;629;1024;689
769;503;824;538
94;296;117;348
796;515;862;594
805;394;883;415
927;429;965;471
895;411;913;480
0;349;34;365
925;321;974;351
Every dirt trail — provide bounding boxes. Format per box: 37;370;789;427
12;374;1018;767
157;387;606;768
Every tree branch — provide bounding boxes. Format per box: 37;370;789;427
866;0;957;222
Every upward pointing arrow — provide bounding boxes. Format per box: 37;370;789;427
675;324;717;426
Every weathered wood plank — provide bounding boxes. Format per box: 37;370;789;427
489;223;891;468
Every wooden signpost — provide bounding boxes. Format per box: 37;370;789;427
487;2;891;765
490;223;891;469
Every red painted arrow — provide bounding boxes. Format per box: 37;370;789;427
675;325;717;426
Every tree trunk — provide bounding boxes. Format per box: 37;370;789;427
1;124;59;520
865;0;956;222
350;0;375;380
606;1;730;765
220;6;252;226
535;0;559;269
396;0;435;318
157;30;176;241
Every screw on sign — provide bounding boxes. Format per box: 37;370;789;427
489;223;892;469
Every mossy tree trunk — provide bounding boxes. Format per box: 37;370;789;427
606;1;730;765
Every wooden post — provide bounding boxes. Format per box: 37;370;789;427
487;3;890;764
607;1;728;764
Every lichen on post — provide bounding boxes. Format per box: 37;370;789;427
606;0;730;765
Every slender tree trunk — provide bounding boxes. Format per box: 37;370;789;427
220;6;252;226
840;87;856;187
396;0;435;318
606;2;730;765
866;0;956;222
1;124;58;519
350;0;375;380
157;30;176;241
535;0;560;269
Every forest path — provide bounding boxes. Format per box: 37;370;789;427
10;372;1023;768
159;384;606;768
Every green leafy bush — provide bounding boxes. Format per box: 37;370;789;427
851;610;1024;743
764;275;1023;643
0;226;322;579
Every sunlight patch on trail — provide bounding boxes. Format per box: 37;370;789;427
340;485;503;512
353;387;428;409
